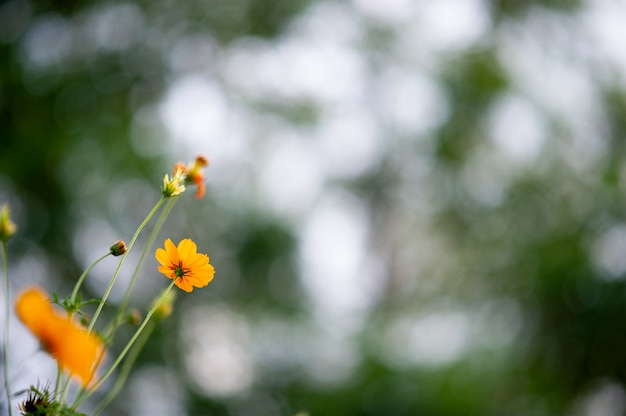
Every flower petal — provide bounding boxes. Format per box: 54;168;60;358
158;265;176;279
15;288;54;336
176;277;193;292
185;252;209;269
185;273;209;287
164;238;179;265
189;265;215;283
155;248;171;267
177;239;197;261
51;318;104;387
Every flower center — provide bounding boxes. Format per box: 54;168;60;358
174;264;186;278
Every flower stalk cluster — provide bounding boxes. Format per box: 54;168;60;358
0;156;214;415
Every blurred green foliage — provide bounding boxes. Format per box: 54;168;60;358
4;0;626;415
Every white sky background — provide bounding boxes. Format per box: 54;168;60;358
10;0;626;408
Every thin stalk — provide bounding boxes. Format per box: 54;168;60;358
72;280;176;409
53;365;62;399
58;252;109;406
92;320;157;416
70;253;111;305
59;370;71;406
88;196;166;333
107;198;177;337
1;242;12;416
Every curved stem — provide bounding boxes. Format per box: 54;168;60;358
73;280;176;409
88;196;166;333
70;252;111;305
60;250;109;405
107;198;177;338
1;242;13;416
92;319;156;416
59;372;71;406
53;365;62;400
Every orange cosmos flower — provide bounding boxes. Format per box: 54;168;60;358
168;156;209;199
185;155;209;199
155;238;215;292
15;287;104;388
165;156;209;199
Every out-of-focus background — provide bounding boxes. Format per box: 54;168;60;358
2;0;626;414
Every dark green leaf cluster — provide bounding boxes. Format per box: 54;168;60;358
18;385;86;416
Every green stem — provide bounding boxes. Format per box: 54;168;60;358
106;198;177;338
88;196;166;333
59;254;111;406
53;365;62;400
73;280;176;409
70;253;111;305
92;320;157;416
59;371;71;406
1;242;13;416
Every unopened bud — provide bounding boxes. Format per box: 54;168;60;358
194;155;209;167
110;240;127;256
0;204;17;243
80;314;91;327
127;309;142;326
153;290;175;321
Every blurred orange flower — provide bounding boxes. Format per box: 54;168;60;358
165;156;209;199
155;238;215;292
186;155;209;199
15;287;104;388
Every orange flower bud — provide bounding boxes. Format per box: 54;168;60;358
109;240;127;256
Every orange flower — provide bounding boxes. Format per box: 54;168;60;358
184;156;209;199
165;156;209;199
155;238;215;292
15;287;104;388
